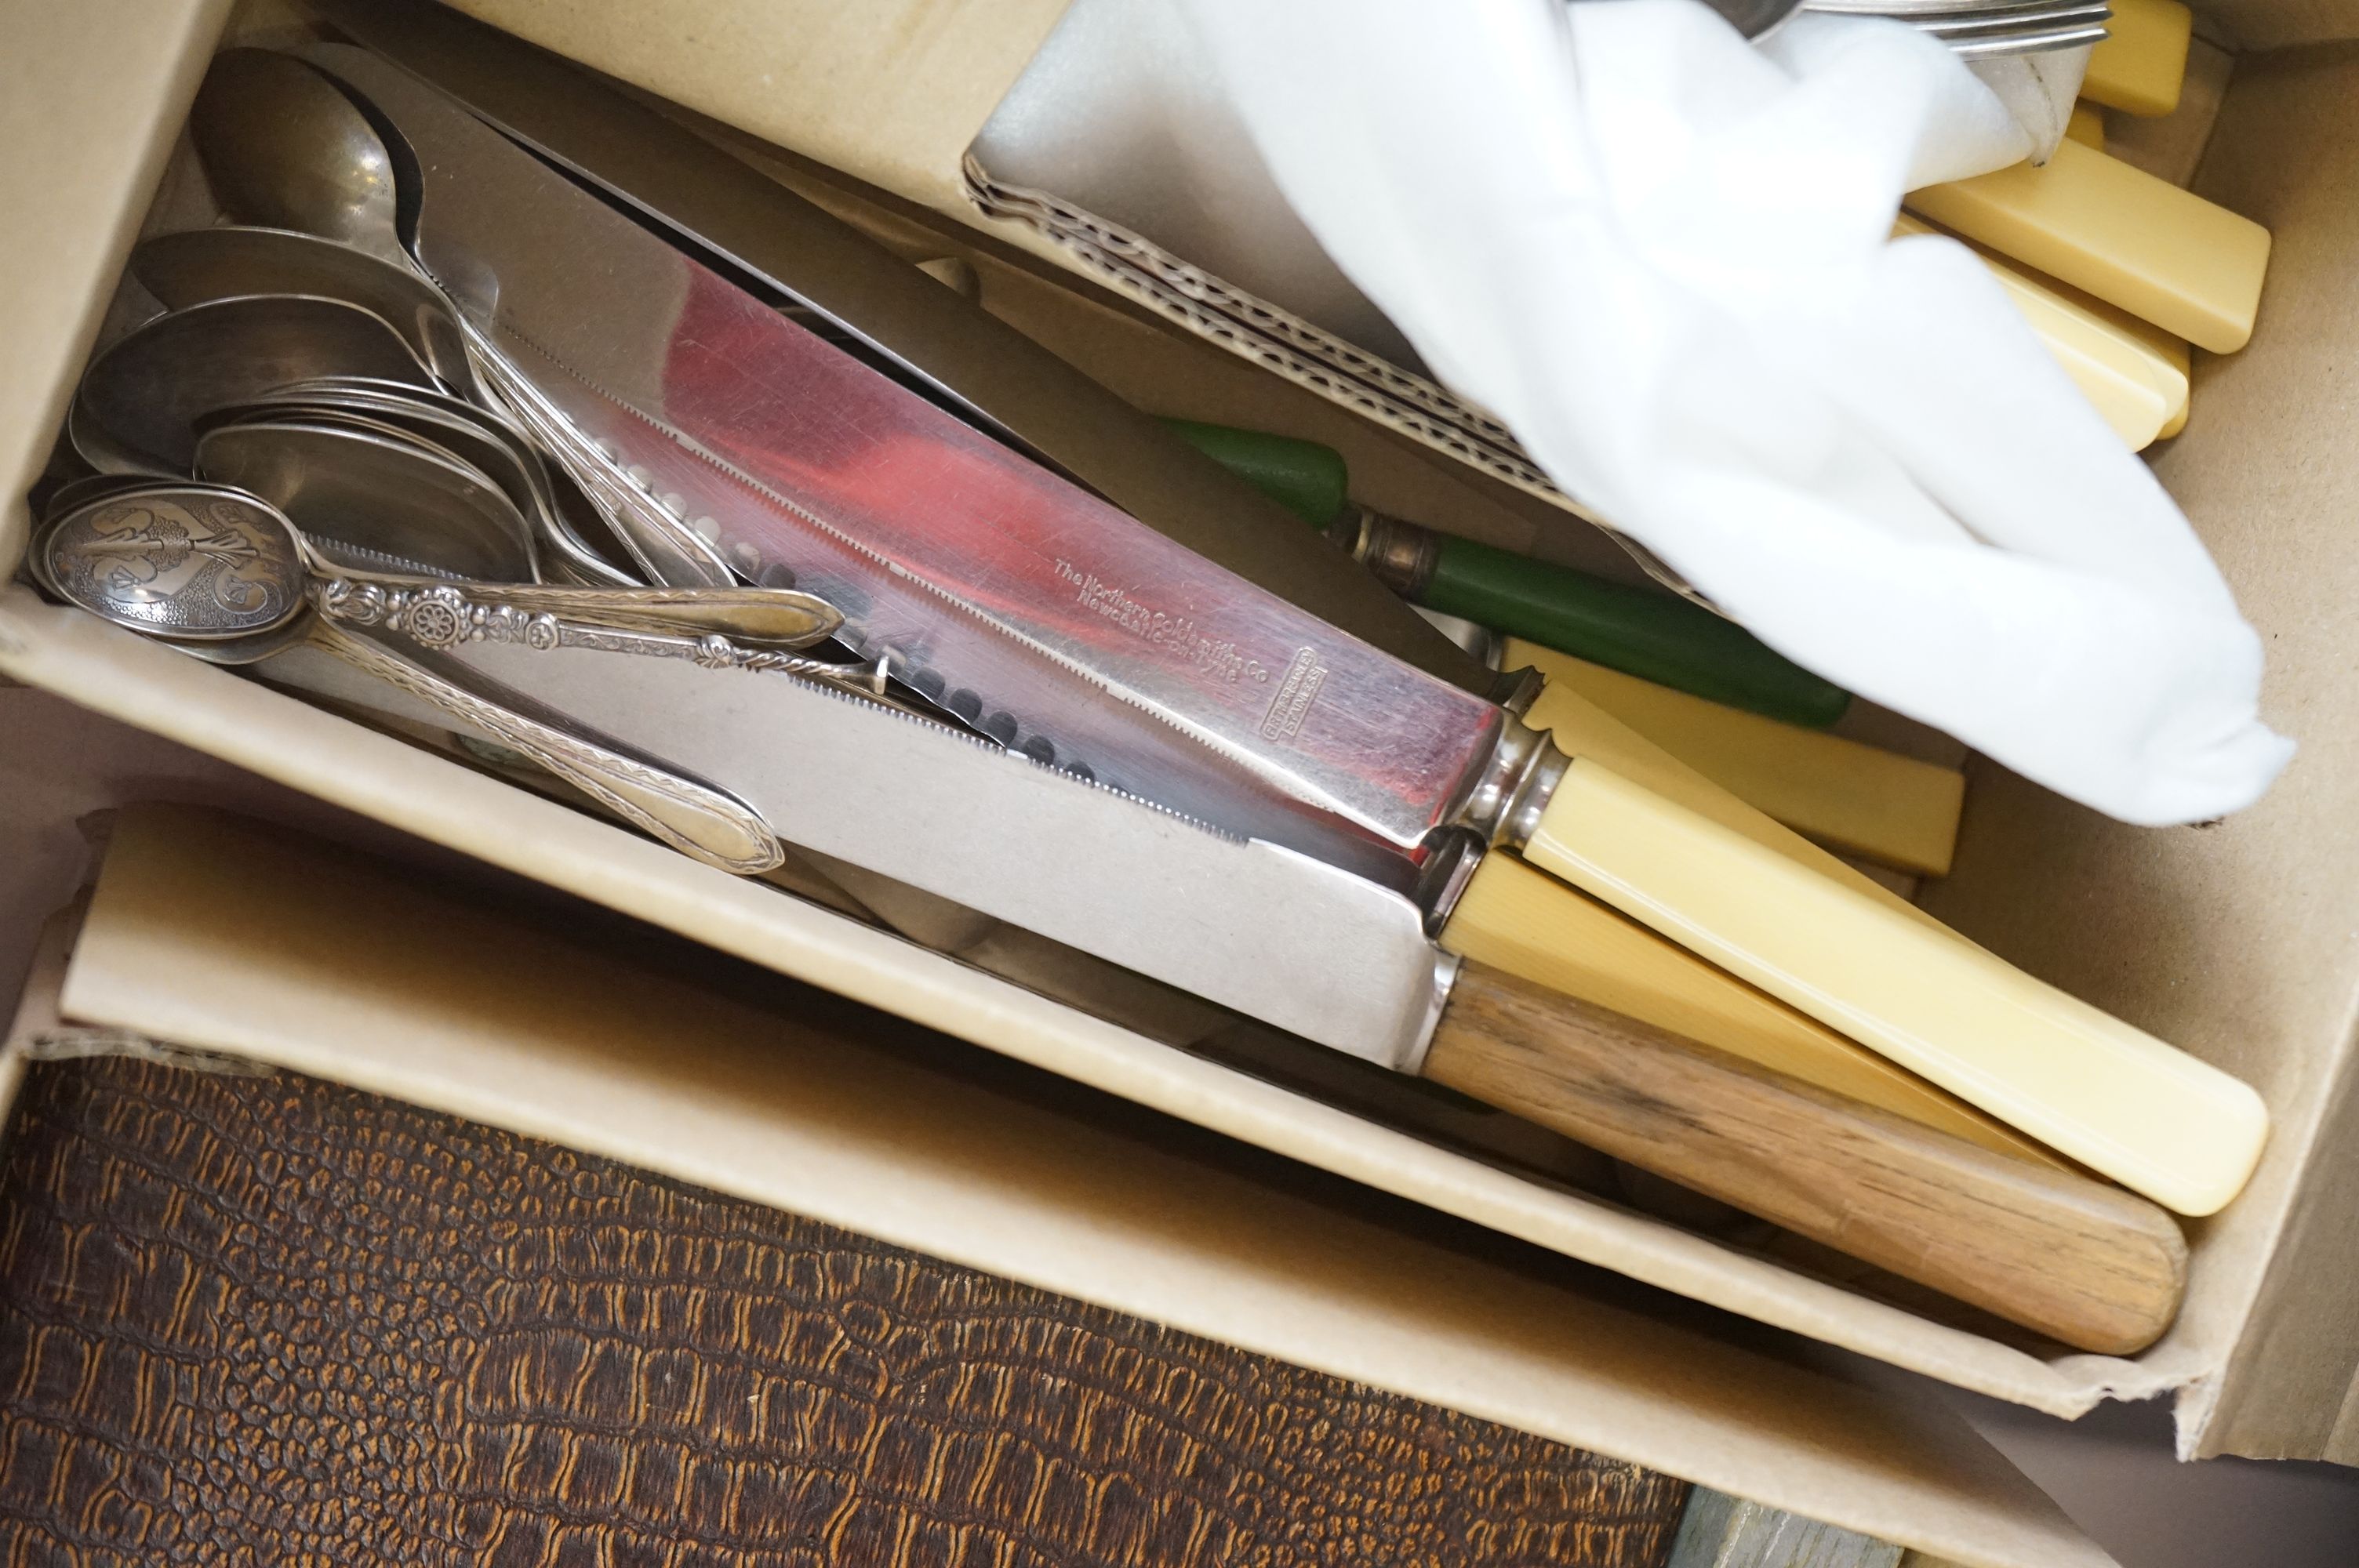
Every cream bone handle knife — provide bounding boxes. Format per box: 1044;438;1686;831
431;631;2186;1353
308;38;2267;1215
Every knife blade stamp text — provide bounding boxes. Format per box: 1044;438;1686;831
1055;560;1268;685
1261;648;1326;742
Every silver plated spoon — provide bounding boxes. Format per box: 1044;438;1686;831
133;225;481;400
34;484;783;873
194;416;540;583
219;379;637;586
190;48;737;589
74;293;434;475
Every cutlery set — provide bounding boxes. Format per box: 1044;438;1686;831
22;0;2265;1353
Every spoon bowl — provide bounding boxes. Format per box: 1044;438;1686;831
194;417;540;583
36;485;309;642
37;481;783;872
133;226;479;398
191;49;409;267
74;294;434;475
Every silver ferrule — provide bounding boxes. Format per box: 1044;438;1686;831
1448;715;1571;851
1396;943;1463;1078
1412;829;1488;938
1332;505;1441;601
1488;662;1544;717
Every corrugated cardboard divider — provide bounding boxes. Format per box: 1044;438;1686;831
9;800;2106;1568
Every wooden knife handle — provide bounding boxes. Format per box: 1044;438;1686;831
1422;962;2188;1354
1521;757;2268;1217
1438;854;2063;1168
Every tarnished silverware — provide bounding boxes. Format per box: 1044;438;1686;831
188;48;736;588
31;482;783;873
133;227;481;399
194;416;540;583
72;294;432;475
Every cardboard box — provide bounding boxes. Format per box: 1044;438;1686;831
0;1;2350;1559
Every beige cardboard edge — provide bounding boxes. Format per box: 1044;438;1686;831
1923;35;2359;1461
0;0;234;567
0;904;86;1153
0;589;2177;1427
447;0;1064;220
48;801;2115;1568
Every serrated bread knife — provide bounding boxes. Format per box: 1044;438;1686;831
415;633;2186;1352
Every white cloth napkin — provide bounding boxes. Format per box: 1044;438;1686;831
1177;0;2292;826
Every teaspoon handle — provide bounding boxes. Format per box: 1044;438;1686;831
305;616;783;874
460;325;737;589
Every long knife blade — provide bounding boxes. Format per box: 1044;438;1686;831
308;0;1512;706
443;634;1455;1070
305;44;1420;886
307;44;1525;866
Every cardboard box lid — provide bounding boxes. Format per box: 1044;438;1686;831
7;801;2110;1568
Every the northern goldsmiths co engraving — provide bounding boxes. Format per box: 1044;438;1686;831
1055;559;1269;685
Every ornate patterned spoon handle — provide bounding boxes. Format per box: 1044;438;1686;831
307;615;784;874
315;577;886;698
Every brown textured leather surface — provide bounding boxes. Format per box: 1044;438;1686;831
0;1057;1689;1566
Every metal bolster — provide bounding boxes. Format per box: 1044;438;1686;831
1446;714;1571;851
1397;943;1462;1077
1336;506;1441;601
1488;662;1544;717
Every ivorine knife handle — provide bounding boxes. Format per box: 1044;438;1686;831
1521;758;2269;1216
1438;854;2062;1168
1422;962;2189;1354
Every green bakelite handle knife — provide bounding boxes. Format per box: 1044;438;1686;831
1161;419;1851;729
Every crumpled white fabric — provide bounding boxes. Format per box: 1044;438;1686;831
1177;0;2292;826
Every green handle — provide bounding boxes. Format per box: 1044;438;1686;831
1420;536;1846;727
1161;418;1851;728
1160;419;1349;528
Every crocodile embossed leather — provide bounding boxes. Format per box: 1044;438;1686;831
0;1058;1690;1566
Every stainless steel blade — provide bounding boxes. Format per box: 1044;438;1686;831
307;44;1518;867
440;633;1454;1071
304;44;1411;884
310;0;1505;705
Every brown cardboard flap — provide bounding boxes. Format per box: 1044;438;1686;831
44;801;2115;1568
1921;41;2359;1459
2198;0;2359;49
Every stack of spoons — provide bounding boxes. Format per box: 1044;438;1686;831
34;75;919;872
